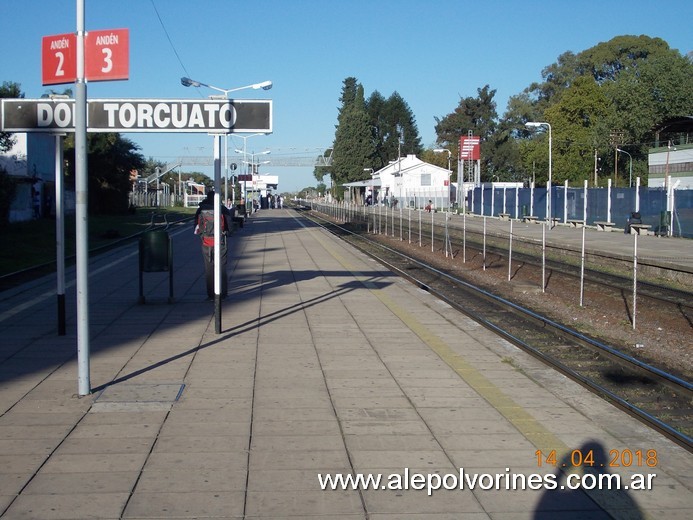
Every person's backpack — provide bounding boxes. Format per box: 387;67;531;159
197;209;224;246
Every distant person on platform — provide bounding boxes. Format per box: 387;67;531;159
194;189;231;300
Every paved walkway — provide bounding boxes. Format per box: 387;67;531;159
0;209;690;519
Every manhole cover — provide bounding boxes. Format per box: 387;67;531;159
93;383;185;411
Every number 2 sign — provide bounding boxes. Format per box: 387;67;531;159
42;29;129;85
42;33;77;85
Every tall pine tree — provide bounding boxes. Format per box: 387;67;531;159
329;79;376;197
367;91;422;169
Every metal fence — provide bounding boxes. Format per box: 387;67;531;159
469;185;692;238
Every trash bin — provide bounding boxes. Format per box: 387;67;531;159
139;230;173;304
140;231;170;272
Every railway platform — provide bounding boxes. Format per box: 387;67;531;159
447;212;693;274
0;208;691;519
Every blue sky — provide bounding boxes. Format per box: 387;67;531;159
2;0;691;192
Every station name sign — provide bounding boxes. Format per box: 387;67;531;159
0;98;272;134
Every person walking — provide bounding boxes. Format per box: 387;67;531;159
194;189;232;300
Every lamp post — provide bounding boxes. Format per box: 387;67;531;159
231;133;267;204
241;150;270;209
616;148;633;187
180;77;272;334
363;168;374;206
525;122;552;225
434;148;452;210
181;77;272;200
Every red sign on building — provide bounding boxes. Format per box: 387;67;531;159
459;136;481;160
42;29;129;85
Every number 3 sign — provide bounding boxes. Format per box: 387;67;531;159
42;29;129;85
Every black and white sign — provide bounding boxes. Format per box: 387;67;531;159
1;98;272;133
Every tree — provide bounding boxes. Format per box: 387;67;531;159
370;92;423;169
510;35;693;185
541;76;614;184
434;85;498;181
365;90;388;168
0;82;22;153
329;79;376;198
322;78;424;197
0;82;23;226
64;133;145;214
314;77;361;186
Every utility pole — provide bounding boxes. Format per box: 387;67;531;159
609;130;624;187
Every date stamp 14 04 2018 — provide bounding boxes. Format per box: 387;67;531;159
536;449;658;468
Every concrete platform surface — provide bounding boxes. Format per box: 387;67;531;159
0;208;690;519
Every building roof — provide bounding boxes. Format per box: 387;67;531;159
342;179;381;187
373;154;451;178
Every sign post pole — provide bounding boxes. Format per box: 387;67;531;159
213;134;222;334
75;0;91;396
55;134;66;336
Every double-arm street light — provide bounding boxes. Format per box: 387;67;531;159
616;148;633;187
433;148;452;209
181;77;272;201
525;122;552;225
237;149;271;208
230;133;267;204
180;77;272;95
180;76;272;334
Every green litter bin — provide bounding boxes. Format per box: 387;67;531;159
138;231;173;304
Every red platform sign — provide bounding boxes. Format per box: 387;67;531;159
85;29;129;82
459;136;481;160
42;33;77;85
42;29;129;85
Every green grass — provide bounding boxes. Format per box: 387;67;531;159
0;207;196;277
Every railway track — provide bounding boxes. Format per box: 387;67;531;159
0;214;193;293
448;226;693;308
300;205;693;453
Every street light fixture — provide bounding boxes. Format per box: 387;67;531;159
525;122;552;225
616;148;633;187
433;148;452;209
180;77;273;94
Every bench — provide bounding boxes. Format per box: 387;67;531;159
630;223;652;236
594;221;616;232
567;219;585;228
498;213;511;221
523;215;538;223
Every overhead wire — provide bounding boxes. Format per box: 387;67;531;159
148;0;203;96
